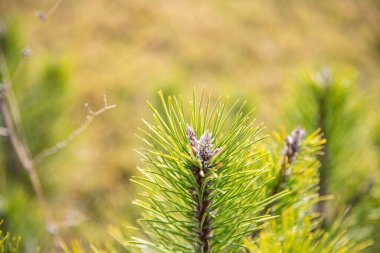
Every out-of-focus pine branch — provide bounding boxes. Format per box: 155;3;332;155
283;66;379;250
246;126;370;253
250;127;307;240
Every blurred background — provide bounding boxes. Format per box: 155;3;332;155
0;0;380;252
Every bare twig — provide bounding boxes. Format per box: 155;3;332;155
0;94;33;171
0;92;62;249
0;127;8;136
34;94;116;165
0;90;116;250
46;0;65;17
0;1;115;251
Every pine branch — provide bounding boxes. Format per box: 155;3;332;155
192;165;212;253
282;67;377;250
131;91;275;252
270;128;305;197
248;208;371;253
250;127;305;240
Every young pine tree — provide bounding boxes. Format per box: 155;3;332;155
123;91;365;253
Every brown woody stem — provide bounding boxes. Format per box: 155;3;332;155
192;163;212;253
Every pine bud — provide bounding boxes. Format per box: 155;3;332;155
186;125;221;164
186;125;199;156
283;127;305;163
198;130;214;162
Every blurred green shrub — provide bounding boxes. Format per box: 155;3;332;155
283;67;379;252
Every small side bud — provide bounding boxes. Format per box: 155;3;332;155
292;128;305;144
283;127;305;163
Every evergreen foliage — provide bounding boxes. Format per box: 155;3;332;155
126;91;367;253
247;209;370;253
247;128;370;252
0;221;20;253
263;128;322;216
129;91;284;252
283;67;380;251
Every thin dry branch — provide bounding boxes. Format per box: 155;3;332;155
0;94;33;171
34;94;116;165
0;90;116;250
0;1;112;251
0;91;62;248
0;127;8;136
